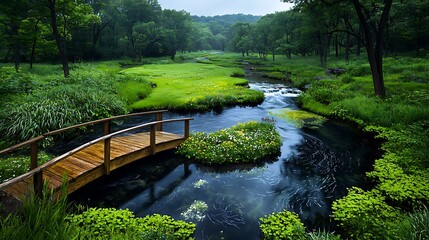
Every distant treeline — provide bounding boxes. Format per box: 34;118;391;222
1;0;428;74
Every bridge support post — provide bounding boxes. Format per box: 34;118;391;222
150;125;156;155
156;112;163;131
184;120;190;139
30;142;42;198
104;121;111;175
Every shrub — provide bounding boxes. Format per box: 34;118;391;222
259;210;306;240
332;187;402;240
67;208;196;240
367;158;429;205
177;121;282;165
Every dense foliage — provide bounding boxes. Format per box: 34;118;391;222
332;187;402;239
177;121;282;165
259;210;306;240
67;208;196;239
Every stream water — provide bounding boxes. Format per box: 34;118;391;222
67;71;377;239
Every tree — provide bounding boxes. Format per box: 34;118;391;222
117;0;162;57
227;22;252;56
133;21;163;60
0;0;30;71
284;0;393;97
161;10;192;59
45;0;99;77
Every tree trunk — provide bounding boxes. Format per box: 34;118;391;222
47;0;69;78
11;23;20;72
318;33;330;68
30;19;41;70
352;0;392;98
345;32;350;63
335;36;339;58
30;36;37;69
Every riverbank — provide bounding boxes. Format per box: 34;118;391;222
242;53;429;239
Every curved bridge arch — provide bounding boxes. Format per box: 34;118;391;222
0;110;192;201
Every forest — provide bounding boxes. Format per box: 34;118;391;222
0;0;429;239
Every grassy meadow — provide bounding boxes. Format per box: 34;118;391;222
120;62;263;111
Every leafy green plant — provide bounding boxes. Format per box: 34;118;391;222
177;121;282;165
140;214;196;239
332;187;402;240
259;210;306;240
67;208;196;240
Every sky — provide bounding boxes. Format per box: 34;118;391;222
157;0;294;16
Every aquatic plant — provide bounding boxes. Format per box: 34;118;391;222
207;195;245;229
192;179;208;189
177;121;282;165
259;210;306;240
270;108;326;128
181;200;208;222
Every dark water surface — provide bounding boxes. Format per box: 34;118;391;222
67;73;377;239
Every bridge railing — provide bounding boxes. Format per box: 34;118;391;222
0;110;192;197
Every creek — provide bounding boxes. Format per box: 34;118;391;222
67;70;378;239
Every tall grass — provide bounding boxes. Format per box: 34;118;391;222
0;185;78;240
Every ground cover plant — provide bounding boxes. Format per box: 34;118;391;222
67;208;196;239
259;210;306;240
0;152;51;183
177;121;282;165
120;62;264;111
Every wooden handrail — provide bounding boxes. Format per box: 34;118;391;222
0;117;193;190
0;135;45;155
0;110;168;155
44;110;168;137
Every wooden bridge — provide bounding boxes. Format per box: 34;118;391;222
0;110;192;202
